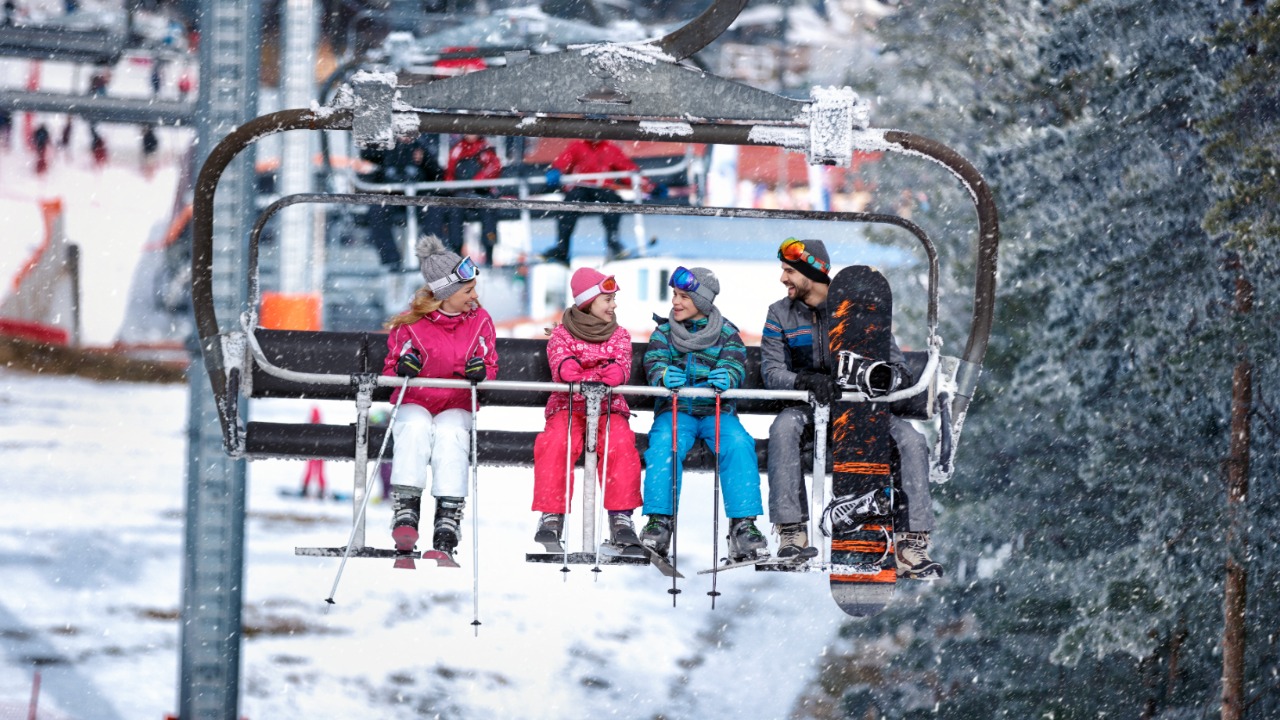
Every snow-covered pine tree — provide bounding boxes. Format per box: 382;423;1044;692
798;1;1280;717
1199;4;1280;718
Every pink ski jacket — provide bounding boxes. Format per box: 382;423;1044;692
544;324;632;419
383;308;498;414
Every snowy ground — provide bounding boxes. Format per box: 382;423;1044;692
0;371;849;718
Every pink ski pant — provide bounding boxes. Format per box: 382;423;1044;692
532;409;643;513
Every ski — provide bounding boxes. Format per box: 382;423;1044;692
598;541;648;560
525;546;648;567
391;525;419;569
826;265;898;617
696;551;772;575
535;538;566;554
420;550;461;569
293;545;458;569
639;546;685;579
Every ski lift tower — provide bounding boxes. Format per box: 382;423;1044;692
177;0;260;716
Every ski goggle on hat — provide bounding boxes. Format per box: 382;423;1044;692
427;256;479;294
668;265;700;293
572;275;620;308
778;238;831;275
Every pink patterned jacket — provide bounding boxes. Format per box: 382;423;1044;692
544;324;632;419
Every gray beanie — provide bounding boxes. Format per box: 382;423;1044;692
686;266;720;316
416;234;467;300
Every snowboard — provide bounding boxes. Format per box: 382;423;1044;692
825;265;897;617
278;487;353;503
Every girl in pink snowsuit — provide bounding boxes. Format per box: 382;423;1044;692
531;267;643;548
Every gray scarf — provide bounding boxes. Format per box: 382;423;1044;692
667;307;725;353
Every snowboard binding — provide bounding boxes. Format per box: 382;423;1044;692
835;350;902;397
820;488;894;538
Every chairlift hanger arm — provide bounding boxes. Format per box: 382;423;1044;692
656;0;751;61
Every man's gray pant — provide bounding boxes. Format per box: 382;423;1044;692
766;406;933;532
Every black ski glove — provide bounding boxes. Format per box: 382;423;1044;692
464;356;487;383
795;370;839;405
395;350;424;378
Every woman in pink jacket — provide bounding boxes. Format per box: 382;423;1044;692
384;235;498;559
531;267;643;550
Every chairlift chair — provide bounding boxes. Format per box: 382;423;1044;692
190;0;999;608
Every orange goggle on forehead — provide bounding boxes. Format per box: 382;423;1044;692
778;238;830;274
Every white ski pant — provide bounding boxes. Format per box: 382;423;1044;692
390;405;472;497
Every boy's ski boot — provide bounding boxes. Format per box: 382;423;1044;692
432;496;466;557
608;510;645;557
895;531;944;580
390;490;422;569
774;522;819;562
726;517;769;563
640;514;673;557
534;512;564;551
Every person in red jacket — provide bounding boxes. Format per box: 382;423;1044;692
530;267;643;550
427;134;504;263
299;405;328;498
540;139;646;264
383;234;499;558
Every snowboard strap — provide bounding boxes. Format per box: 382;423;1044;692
819;488;894;538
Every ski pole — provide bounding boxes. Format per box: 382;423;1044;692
668;390;681;605
593;390;614;575
560;390;573;576
470;380;481;635
708;390;723;608
326;374;410;606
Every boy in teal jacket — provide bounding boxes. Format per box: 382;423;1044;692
640;266;769;562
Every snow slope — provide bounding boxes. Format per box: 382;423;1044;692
0;372;848;718
0;54;187;348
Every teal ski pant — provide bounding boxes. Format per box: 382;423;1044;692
642;411;763;519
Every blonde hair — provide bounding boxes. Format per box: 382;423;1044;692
386;285;444;329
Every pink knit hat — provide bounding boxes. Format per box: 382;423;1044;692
570;267;620;309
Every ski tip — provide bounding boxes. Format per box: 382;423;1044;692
393;557;417;570
421;550;461;569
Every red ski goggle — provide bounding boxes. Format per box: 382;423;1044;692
573;275;620;308
427;256;479;293
778;238;830;274
669;266;700;293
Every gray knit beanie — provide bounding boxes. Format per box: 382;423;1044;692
416;234;468;300
686;267;720;316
